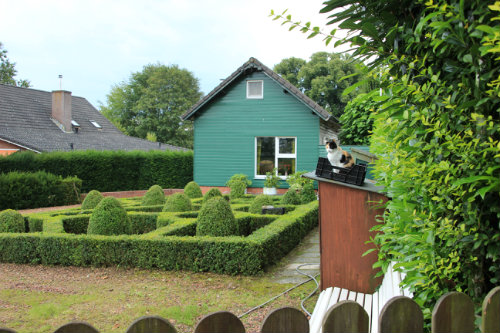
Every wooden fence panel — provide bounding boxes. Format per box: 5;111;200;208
125;316;177;333
53;322;99;333
322;300;368;333
260;307;309;333
194;311;245;333
482;286;500;333
432;292;474;333
378;296;423;333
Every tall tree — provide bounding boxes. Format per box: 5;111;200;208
274;52;372;118
100;63;202;148
0;42;30;87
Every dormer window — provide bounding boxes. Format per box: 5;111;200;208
89;120;102;129
247;80;263;99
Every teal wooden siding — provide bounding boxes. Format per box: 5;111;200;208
193;72;320;188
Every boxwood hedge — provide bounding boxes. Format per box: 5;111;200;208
0;201;318;275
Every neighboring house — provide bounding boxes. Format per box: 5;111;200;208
181;57;340;189
0;84;187;155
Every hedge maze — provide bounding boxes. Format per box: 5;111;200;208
0;195;318;275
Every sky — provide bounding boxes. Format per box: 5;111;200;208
1;0;348;107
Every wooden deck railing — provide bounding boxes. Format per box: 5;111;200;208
0;287;498;333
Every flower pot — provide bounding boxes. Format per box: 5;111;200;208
263;187;277;195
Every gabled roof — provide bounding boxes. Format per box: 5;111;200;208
181;57;338;123
0;84;187;152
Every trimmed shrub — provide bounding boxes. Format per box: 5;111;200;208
0;171;82;210
0;210;25;233
196;197;238;237
281;190;302;205
87;197;130;236
184;181;202;199
141;185;165;206
0;150;193;193
227;174;251;199
163;193;192;212
249;195;274;214
81;190;104;210
202;188;222;203
300;183;317;204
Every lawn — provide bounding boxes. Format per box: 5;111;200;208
0;262;318;333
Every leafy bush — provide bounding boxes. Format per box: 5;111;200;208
184;181;203;199
87;197;130;236
281;190;301;205
0;150;193;192
81;190;104;210
196;197;238;237
227;174;251;199
248;195;274;214
141;185;165;206
163;193;192;212
264;168;280;188
339;93;377;145
286;171;310;192
202;188;223;203
291;0;500;320
0;210;25;233
299;183;317;204
0;171;82;210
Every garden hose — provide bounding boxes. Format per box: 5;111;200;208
238;263;319;319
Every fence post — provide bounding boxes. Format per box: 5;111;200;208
482;286;500;333
432;292;474;333
260;307;309;333
53;322;99;333
125;316;176;333
378;296;423;333
194;311;245;333
322;300;368;333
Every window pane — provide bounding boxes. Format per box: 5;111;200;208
257;137;275;175
279;138;295;154
278;158;296;176
247;81;263;98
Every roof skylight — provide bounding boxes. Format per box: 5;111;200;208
89;120;102;128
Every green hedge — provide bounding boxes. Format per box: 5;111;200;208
3;201;318;275
0;150;193;192
0;171;82;210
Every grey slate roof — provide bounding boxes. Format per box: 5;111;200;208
181;57;338;124
0;84;187;152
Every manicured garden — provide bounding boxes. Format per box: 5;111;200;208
0;180;318;276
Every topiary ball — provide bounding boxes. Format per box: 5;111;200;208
0;209;25;233
300;183;317;203
141;185;166;206
163;192;192;212
281;189;302;205
81;190;104;210
203;188;223;203
196;197;239;237
184;181;203;199
87;197;130;235
249;195;274;214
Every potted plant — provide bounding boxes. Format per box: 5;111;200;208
263;168;280;195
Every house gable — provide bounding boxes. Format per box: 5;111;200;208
192;71;321;187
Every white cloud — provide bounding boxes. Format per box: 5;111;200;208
1;0;349;106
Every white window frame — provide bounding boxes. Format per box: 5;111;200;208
254;136;297;180
246;80;264;99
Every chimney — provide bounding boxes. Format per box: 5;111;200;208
52;90;72;132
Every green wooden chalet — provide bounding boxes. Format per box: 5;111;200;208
181;57;340;189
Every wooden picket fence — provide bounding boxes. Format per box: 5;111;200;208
0;286;498;333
